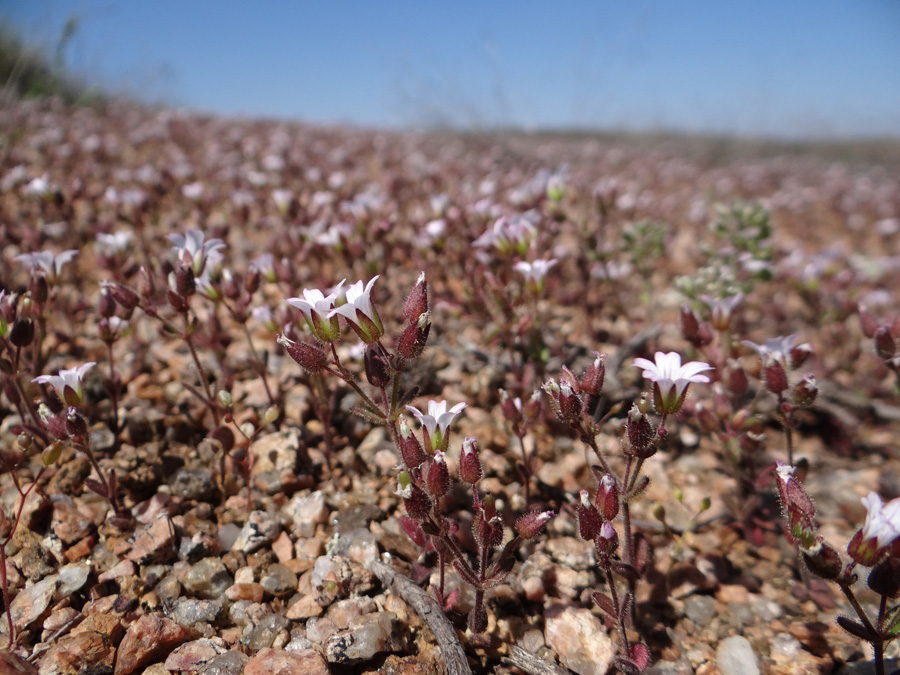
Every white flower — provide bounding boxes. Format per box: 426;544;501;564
633;351;714;414
328;277;383;343
33;362;96;406
861;492;900;550
406;400;467;452
286;280;346;343
272;189;293;213
742;335;798;363
515;259;557;285
168;229;226;276
24;175;52;196
15;249;79;285
96;231;133;255
700;293;744;331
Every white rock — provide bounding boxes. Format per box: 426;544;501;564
544;603;615;675
716;636;759;675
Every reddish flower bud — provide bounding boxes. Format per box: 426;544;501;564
9;318;34;348
789;342;813;370
279;335;327;373
577;490;602;541
696;403;719;433
399;479;432;521
867;557;900;598
764;357;788;394
581;354;606;396
222;271;240;300
875;326;897;361
166;289;188;312
32;275;48;305
595;521;619;562
680;303;704;347
726;362;749;397
364;347;390;387
801;540;842;581
516;510;554;539
98;287;116;318
626;405;655;457
397;314;430;359
210;425;236;453
426;451;451;497
859;305;879;338
558;379;583;425
403;272;428;324
499;389;523;426
791;375;818;408
459;437;483;485
175;266;196;298
65;408;88;437
44;413;68;440
398;417;428;469
245;266;261;295
596;474;620;521
138;266;155;298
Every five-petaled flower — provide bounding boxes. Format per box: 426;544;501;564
286;280;346;343
406;399;467;452
328;276;384;344
515;259;557;292
861;492;900;551
33;362;96;407
168;229;226;276
15;250;79;286
700;293;744;332
633;351;713;414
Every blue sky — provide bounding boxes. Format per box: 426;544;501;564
3;1;899;138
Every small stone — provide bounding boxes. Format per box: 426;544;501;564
170;597;223;626
171;468;218;501
260;563;298;596
232;511;280;553
751;598;783;621
0;651;36;675
182;558;234;600
179;531;220;563
684;595;717;625
114;613;200;675
250;430;301;475
225;583;264;603
283;492;328;538
164;638;227;672
716;636;759;675
327;597;376;629
305;616;339;644
333;527;378;565
544;602;616;675
271;531;294;563
243;648;329;675
727;601;754;628
646;658;695;675
286;593;324;620
10;575;59;630
218;523;242;551
245;612;290;650
125;512;176;565
98;559;137;582
325;611;406;663
197;650;250;675
38;631;113;675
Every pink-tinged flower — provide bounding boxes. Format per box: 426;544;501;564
742;335;797;365
286;280;345;343
33;362;96;406
473;215;536;256
633;351;714;414
15;249;79;285
700;293;744;331
406;399;467;452
168;229;226;276
850;492;900;566
328;276;384;344
515;259;557;291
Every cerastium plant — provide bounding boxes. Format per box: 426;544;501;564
775;465;900;675
281;272;554;634
545;350;712;674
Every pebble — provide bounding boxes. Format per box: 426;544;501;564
182;558;234;599
325;611;405;663
245;612;290;650
544;603;616;675
170;597;224;626
327;597;377;629
179;531;220;563
114;613;200;675
716;636;759;675
250;429;300;475
306;616;340;644
684;595;717;625
0;651;36;675
646;658;695;675
197;650;250;675
218;523;242;551
243;648;329;675
225;583;264;603
163;638;227;671
37;630;114;675
171;468;219;502
333;527;378;564
10;575;59;630
124;512;176;565
231;511;280;553
283;492;329;538
751;597;783;621
260;563;298;596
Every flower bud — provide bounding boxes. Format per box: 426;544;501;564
9;318;34;348
557;379;583;425
426;451;450;497
279;335;328;373
626;405;655;457
859;305;879;338
222;271;240;300
680;303;703;347
696;403;719;433
397;474;432;521
138;266;155;298
364;347;390;387
581;354;606;396
726;362;749;397
596;474;620;521
166;289;188;312
791;375;818;408
32;275;48;305
403;272;428;324
867;557;900;598
875;326;897;361
210;425;235;453
175;266;196;298
789;342;812;369
398;417;427;469
217;390;233;408
111;283;141;311
65;408;88;437
397;315;430;359
499;389;523;426
516;510;554;539
459;437;483;485
801;540;843;581
264;405;280;425
764;357;788;395
42;441;64;467
245;266;261;295
577;490;602;541
595;521;619;561
98;287;116;318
